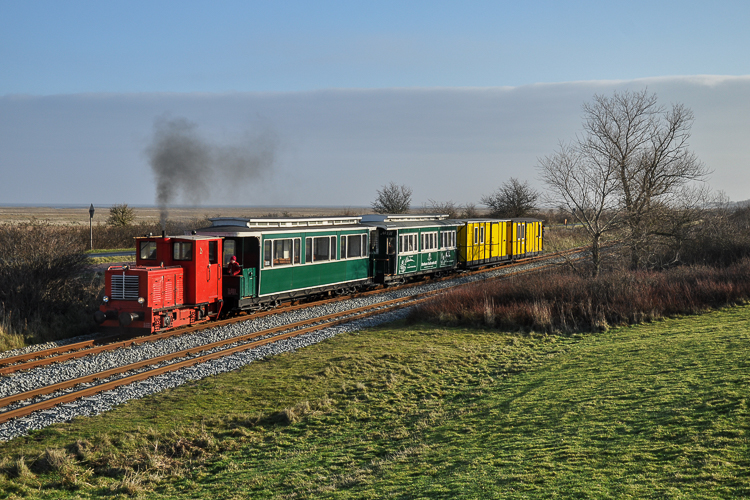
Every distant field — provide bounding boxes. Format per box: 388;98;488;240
0;206;374;226
1;305;748;498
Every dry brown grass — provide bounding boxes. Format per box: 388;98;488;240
411;259;750;333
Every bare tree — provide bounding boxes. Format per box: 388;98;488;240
106;204;136;227
371;183;412;214
580;89;709;267
539;89;709;273
539;143;624;277
461;203;480;218
423;199;459;218
481;178;539;217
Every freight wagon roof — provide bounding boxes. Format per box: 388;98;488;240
449;218;511;224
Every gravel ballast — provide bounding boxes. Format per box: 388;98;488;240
0;257;568;441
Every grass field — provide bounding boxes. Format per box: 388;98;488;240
1;306;749;499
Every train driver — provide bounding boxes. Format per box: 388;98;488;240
227;255;242;276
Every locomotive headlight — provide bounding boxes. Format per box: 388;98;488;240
103;296;109;303
138;297;145;305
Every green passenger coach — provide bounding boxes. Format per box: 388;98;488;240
195;217;374;312
361;214;459;284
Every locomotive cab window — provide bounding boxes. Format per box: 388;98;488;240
140;241;157;260
173;241;193;261
208;241;218;265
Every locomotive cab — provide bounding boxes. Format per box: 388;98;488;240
94;235;223;334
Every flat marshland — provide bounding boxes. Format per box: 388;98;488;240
1;305;749;498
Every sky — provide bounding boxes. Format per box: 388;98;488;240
1;1;749;208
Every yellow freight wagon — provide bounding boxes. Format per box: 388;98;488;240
457;219;511;268
510;218;543;257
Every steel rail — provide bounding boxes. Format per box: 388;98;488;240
0;247;581;374
0;293;437;424
0;256;569;424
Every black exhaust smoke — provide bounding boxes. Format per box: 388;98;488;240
146;116;276;230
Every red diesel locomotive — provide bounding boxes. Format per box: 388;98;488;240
94;234;224;334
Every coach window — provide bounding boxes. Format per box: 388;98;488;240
474;227;479;245
346;234;362;258
442;231;455;249
223;240;236;265
480;227;485;244
305;237;312;264
331;236;337;259
208;241;218;265
264;240;272;267
400;234;416;253
313;236;330;262
422;232;437;251
273;239;293;266
294;239;301;264
140;241;157;260
173;241;193;261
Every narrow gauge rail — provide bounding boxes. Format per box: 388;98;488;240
0;253;571;426
0;247;583;376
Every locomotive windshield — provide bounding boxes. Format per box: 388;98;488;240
140;241;157;260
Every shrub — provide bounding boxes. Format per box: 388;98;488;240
106;203;136;227
411;259;750;333
0;221;101;345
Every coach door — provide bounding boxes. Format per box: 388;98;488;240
385;233;397;275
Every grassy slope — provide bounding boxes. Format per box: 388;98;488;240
1;306;749;499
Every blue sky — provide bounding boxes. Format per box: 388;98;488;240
3;0;748;94
1;1;749;208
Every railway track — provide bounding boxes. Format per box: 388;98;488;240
0;247;585;434
0;247;582;376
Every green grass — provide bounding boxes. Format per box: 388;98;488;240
87;256;136;265
1;306;749;498
84;248;135;255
